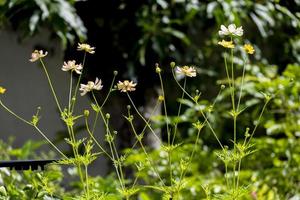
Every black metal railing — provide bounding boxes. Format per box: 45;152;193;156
0;159;58;171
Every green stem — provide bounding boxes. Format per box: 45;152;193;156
237;58;247;111
171;71;224;150
39;59;62;113
177;127;202;191
0;100;31;126
92;92;125;189
225;163;229;188
128;119;166;187
126;93;161;142
85;164;89;199
246;100;270;145
100;73;117;108
233;116;237;190
0;100;67;159
158;73;172;186
68;71;73;113
230;48;235;112
171;77;186;145
91;112;99;135
34;126;68;159
71;52;86;112
236;159;242;189
84;116;112;160
91;72;117;134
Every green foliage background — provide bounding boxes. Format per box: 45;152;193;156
0;0;300;199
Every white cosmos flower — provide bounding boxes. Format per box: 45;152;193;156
218;24;243;37
62;60;83;74
176;66;197;77
117;80;137;92
29;50;48;62
79;77;103;96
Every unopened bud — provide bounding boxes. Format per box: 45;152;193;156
84;110;90;117
170;62;176;68
155;66;161;73
158;95;164;102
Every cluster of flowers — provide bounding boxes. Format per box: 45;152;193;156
0;23;253;97
218;24;255;54
24;44;200;97
27;43;140;96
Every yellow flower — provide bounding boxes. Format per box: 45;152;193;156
176;66;197;77
158;95;164;102
243;44;255;54
0;86;6;94
77;43;95;54
29;50;48;62
218;40;235;49
117;80;137;92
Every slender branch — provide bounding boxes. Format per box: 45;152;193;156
71;52;86;112
39;59;62;113
126;93;161;142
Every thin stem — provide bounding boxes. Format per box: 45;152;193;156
34;126;68;159
128;119;166;187
171;70;195;101
92;92;125;189
230;48;235;112
236;159;242;189
171;77;186;145
100;73;117;108
91;72;117;134
237;58;247;111
225;164;229;188
0;100;32;126
158;73;172;186
177;127;202;191
122;98;161;161
246;100;270;145
85;165;90;199
39;59;62;113
108;139;124;189
158;73;170;142
68;126;86;195
91;112;99;135
126;93;161;142
233;116;237;190
131;175;139;188
71;52;86;112
0;100;68;159
68;71;73;113
171;75;224;150
84;116;112;160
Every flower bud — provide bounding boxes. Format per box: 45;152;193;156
170;62;176;68
84;110;90;117
158;95;164;102
155;66;161;73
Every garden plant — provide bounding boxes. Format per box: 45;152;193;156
0;23;294;200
